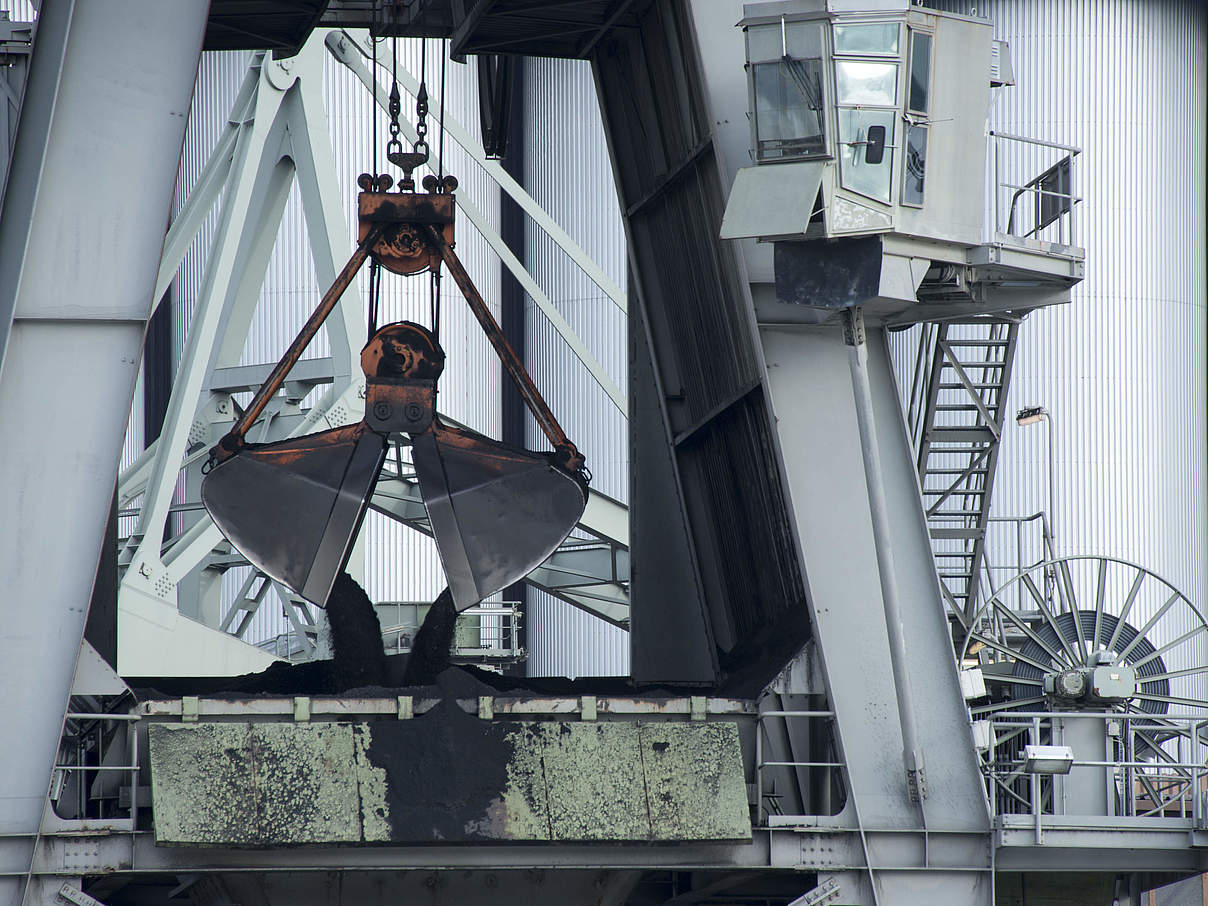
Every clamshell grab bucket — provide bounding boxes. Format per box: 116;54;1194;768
201;423;387;607
412;421;588;610
201;183;589;613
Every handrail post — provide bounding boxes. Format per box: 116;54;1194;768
755;716;764;827
1032;717;1043;844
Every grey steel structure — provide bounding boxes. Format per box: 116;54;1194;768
0;3;209;905
0;3;1206;906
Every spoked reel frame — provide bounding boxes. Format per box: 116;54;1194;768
958;555;1208;818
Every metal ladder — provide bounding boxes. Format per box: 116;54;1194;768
906;319;1020;625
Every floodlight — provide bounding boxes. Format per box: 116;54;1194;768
1014;404;1056;555
1022;744;1074;775
1016;405;1048;426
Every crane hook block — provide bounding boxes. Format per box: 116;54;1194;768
361;321;445;436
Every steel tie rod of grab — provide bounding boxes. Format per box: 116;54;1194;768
210;223;387;463
418;222;579;463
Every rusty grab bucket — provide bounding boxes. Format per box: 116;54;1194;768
411;420;588;611
201;423;386;607
201;186;589;611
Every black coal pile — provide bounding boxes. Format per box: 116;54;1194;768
402;588;455;686
129;575;715;702
326;572;388;690
130;577;460;699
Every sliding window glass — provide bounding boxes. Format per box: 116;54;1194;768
908;31;932;114
748;20;828;161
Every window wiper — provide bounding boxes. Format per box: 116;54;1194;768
780;55;822;112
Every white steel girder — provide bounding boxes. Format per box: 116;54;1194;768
117;39;364;677
0;3;209;904
116;30;632;674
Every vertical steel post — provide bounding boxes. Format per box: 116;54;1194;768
0;2;208;903
841;307;926;802
1046;410;1056;554
755;716;764;827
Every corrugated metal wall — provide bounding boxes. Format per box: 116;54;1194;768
167;38;502;644
522;57;629;677
895;2;1207;690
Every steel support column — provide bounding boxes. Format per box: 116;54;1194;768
0;3;208;905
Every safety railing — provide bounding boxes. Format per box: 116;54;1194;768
989;131;1082;249
754;709;842;826
380;601;524;662
980;711;1208;838
48;711;141;828
256;631;313;661
979;512;1055;613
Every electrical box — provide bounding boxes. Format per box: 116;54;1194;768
959;667;987;700
1091;664;1138;701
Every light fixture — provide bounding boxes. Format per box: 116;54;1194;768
1022;744;1074;775
1016;405;1048;426
1014;404;1057;559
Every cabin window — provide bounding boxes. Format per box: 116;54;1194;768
902;124;928;205
833;22;900;56
838;108;896;203
748;20;828;161
835;60;898;106
908;31;932;114
833;23;899;204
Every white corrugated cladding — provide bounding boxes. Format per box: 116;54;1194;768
894;2;1207;693
165;51;248;581
522;57;629;677
166;38;501;644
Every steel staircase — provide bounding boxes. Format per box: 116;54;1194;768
905;319;1020;625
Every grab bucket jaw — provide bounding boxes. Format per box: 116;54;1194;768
201;423;387;607
412;421;588;611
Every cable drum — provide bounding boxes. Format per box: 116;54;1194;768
1009;610;1170;715
961;555;1208;719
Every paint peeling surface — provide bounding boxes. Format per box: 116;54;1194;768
148;723;260;845
253;723;361;844
640;723;750;840
148;722;363;845
541;723;649;840
148;709;751;845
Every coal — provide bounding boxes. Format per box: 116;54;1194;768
402;587;455;686
357;696;516;841
128;578;720;701
325;572;389;690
